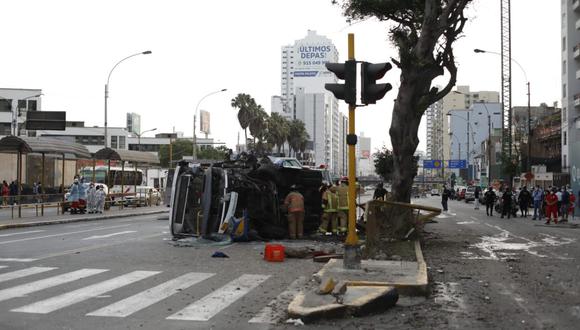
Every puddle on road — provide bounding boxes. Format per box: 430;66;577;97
462;227;576;260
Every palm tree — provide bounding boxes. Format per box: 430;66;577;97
266;113;290;155
288;119;309;158
231;93;256;144
249;105;268;153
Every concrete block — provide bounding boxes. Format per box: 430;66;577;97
318;277;336;295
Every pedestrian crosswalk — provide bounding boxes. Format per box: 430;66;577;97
0;265;298;324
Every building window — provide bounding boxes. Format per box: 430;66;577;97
564;131;567;146
111;136;117;149
563;60;567;74
27;100;37;111
563;83;567;98
563;37;566;51
0;123;11;135
119;136;126;149
17;100;27;109
0;99;11;112
563;107;567;122
564;154;567;168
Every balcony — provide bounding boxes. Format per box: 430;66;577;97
577;18;580;30
577;69;580;79
574;0;580;12
575;44;580;59
575;94;580;107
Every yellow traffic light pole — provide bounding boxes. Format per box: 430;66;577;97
344;33;360;269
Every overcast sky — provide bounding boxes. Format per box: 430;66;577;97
0;0;560;154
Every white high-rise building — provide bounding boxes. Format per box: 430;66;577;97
562;0;580;194
273;30;347;175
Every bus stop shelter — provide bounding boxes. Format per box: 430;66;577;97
0;136;92;216
93;147;160;208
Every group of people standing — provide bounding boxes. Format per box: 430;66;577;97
67;176;106;214
318;179;351;236
479;185;575;224
1;180;20;206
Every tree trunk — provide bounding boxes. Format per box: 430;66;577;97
389;69;428;204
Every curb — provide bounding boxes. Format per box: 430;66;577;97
0;209;169;231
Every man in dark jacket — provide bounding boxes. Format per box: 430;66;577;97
518;186;531;217
501;186;513;219
441;186;450;212
484;187;496;216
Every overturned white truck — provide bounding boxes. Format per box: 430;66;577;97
169;157;324;239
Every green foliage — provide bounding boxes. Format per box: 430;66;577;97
158;139;227;167
374;146;418;182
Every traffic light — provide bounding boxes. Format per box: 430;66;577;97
325;60;356;105
361;62;392;104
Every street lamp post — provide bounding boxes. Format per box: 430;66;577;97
447;111;476;180
192;88;227;161
450;133;461;160
136;128;157;152
474;48;531;173
477;101;502;184
104;50;152;148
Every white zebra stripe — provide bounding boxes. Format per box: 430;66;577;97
0;267;57;284
87;272;215;317
0;268;108;303
167;274;270;321
0;265;7;269
12;270;159;314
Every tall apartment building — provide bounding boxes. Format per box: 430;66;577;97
425;99;444;161
425;86;499;177
272;30;347;175
440;86;500;161
561;0;580;195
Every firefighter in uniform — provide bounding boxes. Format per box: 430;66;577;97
284;185;305;239
336;179;349;235
318;185;338;234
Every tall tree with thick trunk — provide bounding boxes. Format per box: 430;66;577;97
337;0;471;203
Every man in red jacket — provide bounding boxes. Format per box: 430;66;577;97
545;189;559;225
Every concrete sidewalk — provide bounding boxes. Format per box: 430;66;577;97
0;206;169;230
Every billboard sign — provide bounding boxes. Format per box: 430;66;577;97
25;111;66;130
200;110;210;134
423;160;442;169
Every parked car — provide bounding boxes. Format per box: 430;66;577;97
464;186;476;202
431;188;440;196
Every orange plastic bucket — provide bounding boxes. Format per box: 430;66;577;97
264;244;285;262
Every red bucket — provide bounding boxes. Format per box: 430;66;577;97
264;244;285;262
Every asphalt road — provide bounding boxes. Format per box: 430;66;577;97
0;214;325;330
1;195;579;329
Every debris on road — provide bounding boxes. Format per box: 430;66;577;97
211;251;229;258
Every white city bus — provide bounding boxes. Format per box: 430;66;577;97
79;166;149;202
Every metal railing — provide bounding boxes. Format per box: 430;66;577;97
0;189;165;219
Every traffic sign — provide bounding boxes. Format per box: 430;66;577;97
423;160;442;169
447;160;467;169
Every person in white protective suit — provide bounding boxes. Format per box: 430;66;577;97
87;183;96;213
95;185;106;213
